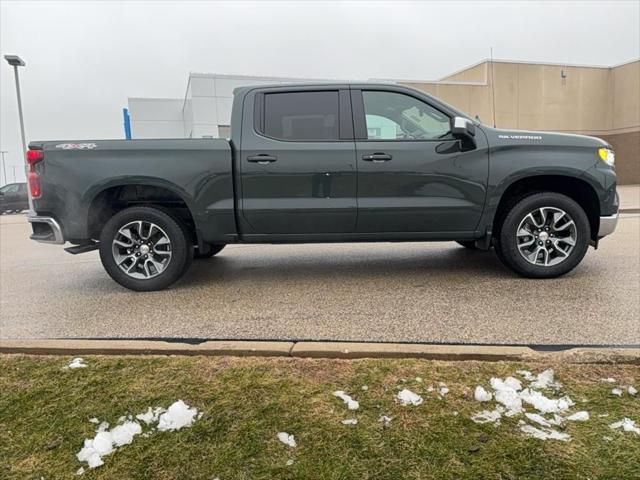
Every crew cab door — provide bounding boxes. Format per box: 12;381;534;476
351;87;489;234
238;87;357;236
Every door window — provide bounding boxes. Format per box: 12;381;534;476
362;91;451;140
263;91;340;141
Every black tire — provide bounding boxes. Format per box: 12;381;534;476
494;192;590;278
194;244;226;259
456;240;478;250
99;206;193;291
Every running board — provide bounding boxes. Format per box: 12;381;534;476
64;242;99;255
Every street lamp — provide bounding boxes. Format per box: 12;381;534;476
4;55;27;155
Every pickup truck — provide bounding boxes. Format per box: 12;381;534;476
27;83;618;291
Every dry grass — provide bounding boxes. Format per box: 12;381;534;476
1;354;639;479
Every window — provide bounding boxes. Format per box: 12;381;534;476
263;91;340;141
0;184;20;194
362;91;451;140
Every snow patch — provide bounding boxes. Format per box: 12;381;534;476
611;388;623;397
378;415;392;425
64;358;87;370
157;401;198;432
601;377;617;383
333;391;360;410
76;401;198;470
567;411;589;422
341;418;358;425
629;386;638;396
609;418;640;435
396;389;423;406
519;423;570;441
471;407;504;424
277;432;297;447
474;386;492;402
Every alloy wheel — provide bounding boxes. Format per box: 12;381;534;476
111;220;172;279
516;207;577;267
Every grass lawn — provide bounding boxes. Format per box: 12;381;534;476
1;354;639;480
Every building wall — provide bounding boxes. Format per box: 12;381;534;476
128;98;185;139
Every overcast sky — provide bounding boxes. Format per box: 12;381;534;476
1;0;639;183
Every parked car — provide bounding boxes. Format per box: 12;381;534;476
0;182;28;214
26;83;618;290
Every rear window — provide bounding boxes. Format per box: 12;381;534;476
263;91;339;141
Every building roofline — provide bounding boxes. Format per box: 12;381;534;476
437;57;640;81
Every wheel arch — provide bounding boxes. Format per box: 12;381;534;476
491;174;601;241
85;179;201;245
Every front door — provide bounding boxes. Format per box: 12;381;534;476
240;88;357;235
352;88;489;234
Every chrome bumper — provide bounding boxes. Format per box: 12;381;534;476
28;216;65;244
598;213;619;238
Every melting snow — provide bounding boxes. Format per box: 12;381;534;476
474;386;493;402
519;423;570;441
439;386;450;396
611;388;623;397
286;459;294;466
64;358;87;370
378;415;392;425
609;418;640;435
341;418;358;425
333;391;360;410
471;407;504;424
601;378;617;383
629;386;638;396
136;407;166;425
396;389;423;406
76;400;198;470
277;432;297;447
519;389;574;414
567;411;589;421
529;369;561;389
88;418;99;424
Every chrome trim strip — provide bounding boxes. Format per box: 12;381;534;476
28;216;65;244
598;213;619;238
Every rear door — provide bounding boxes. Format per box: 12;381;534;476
239;87;357;235
352;87;489;234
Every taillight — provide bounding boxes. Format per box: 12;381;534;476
25;149;44;198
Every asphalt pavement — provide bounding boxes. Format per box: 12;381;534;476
1;214;638;345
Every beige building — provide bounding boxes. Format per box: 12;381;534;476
399;59;640;184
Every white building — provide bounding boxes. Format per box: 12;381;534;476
127;73;330;139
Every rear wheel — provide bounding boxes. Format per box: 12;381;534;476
494;192;590;278
194;243;226;259
99;206;193;291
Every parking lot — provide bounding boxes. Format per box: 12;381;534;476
1;213;638;345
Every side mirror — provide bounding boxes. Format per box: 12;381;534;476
451;116;475;137
450;116;476;150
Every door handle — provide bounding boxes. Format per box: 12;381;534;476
247;154;277;164
362;153;392;162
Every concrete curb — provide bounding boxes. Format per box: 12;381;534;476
1;339;639;364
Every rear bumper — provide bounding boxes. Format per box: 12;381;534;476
28;216;65;244
598;213;618;238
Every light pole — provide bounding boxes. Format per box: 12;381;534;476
4;55;27;154
0;151;7;186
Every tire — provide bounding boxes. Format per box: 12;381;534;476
194;244;226;259
494;192;590;278
456;240;478;250
99;206;193;291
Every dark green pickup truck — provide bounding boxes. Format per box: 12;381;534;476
27;83;618;291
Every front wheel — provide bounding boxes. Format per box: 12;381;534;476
494;192;590;278
99;206;193;291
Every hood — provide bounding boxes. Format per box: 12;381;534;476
482;127;609;149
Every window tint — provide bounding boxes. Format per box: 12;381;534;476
362;91;450;140
263;91;339;141
0;184;20;194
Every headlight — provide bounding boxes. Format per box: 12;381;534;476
598;147;615;167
